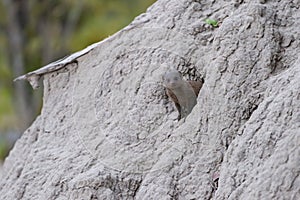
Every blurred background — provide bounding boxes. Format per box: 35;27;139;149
0;0;156;163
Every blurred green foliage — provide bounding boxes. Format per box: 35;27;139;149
71;0;155;51
0;138;9;160
0;0;156;160
0;88;16;129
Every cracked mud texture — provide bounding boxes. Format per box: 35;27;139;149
1;0;299;199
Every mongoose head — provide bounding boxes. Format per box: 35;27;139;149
163;69;184;90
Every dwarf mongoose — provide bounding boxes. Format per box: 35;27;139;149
163;69;203;120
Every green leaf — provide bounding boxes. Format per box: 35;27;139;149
205;18;218;27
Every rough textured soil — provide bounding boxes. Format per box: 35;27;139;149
1;0;300;199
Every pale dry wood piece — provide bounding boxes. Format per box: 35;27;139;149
13;19;149;90
163;70;203;120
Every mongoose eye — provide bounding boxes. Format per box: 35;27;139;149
174;77;179;81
